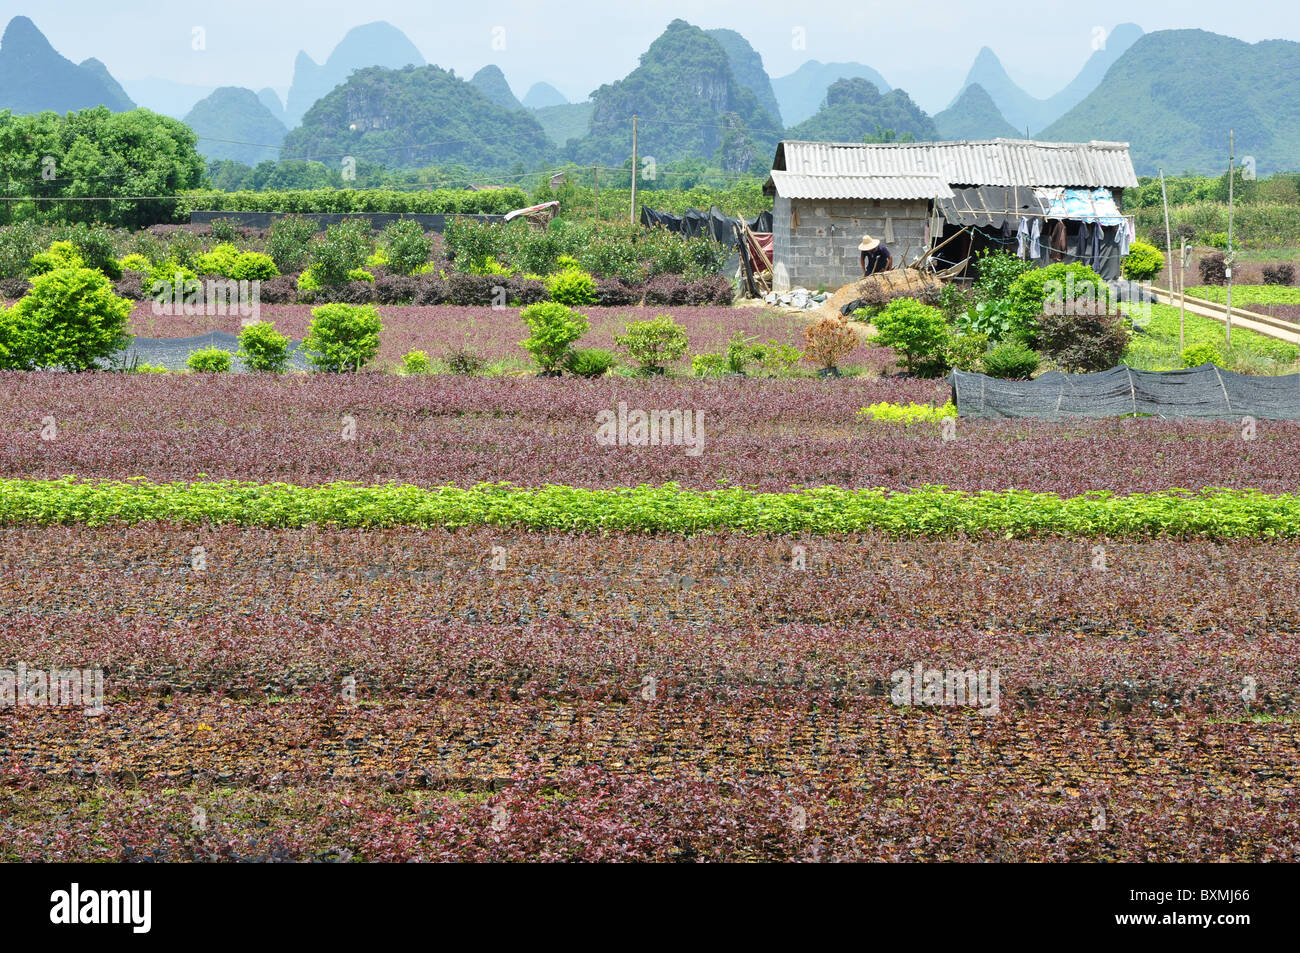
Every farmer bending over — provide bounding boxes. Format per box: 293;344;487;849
859;234;893;276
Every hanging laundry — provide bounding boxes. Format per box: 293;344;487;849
1016;217;1031;258
1117;218;1133;257
1049;219;1067;263
1029;218;1041;259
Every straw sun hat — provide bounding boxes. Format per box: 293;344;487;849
858;234;881;251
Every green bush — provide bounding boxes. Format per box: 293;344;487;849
945;332;989;372
236;320;291;373
1121;240;1164;282
545;264;599;306
69;228;123;279
1181;342;1224;368
346;268;375;283
382;220;433;275
267;216;317;274
690;352;728;377
973;250;1035;303
118;253;153;273
871;298;949;374
1005;262;1110;343
302;303;382;372
186;347;232;372
519;301;589;373
749;339;803;376
615;315;690;373
1;267;132;371
195;244;242;277
981;340;1040;379
401;349;433;374
297;267;322;293
858;401;957;424
1037;306;1129;373
565;347;618;378
313;220;372;285
29;242;85;276
233;252;279;281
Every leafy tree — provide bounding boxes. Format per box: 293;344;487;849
236;320;291;372
519;301;589;372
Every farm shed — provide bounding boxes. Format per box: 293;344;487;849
763;139;1139;291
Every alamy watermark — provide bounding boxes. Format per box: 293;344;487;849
1044;274;1153;327
1;662;104;715
890;663;1000;716
596;401;704;456
151;273;261;323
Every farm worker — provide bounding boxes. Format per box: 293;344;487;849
859;234;893;276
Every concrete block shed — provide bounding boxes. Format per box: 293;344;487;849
763;139;1139;291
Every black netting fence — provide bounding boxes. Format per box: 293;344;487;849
951;364;1300;420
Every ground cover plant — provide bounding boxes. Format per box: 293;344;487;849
1;525;1298;861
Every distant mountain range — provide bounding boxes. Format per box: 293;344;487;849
184;88;286;166
3;15;1298;179
934;83;1020;140
950;23;1144;134
0;16;134;113
771;61;891;126
285;21;425;127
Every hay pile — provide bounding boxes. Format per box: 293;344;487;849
809;269;944;321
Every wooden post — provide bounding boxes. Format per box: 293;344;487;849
629;115;638;224
1179;237;1187;352
593;165;599;221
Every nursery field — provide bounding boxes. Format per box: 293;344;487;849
2;524;1298;861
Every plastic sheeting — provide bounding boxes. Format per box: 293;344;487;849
951;364;1300;420
640;205;772;246
1034;188;1124;225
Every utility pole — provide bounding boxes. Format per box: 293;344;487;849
593;165;599;221
1225;130;1235;349
629;115;638;224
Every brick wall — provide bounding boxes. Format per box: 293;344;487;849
771;197;930;291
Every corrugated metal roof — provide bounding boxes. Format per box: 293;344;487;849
772;139;1138;189
769;170;953;200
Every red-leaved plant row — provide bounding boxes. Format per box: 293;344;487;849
3;374;1298;493
1;525;1297;861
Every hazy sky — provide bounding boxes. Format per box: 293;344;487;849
5;0;1297;112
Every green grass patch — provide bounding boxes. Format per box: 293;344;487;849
1124;303;1299;371
1185;285;1300;306
2;478;1299;538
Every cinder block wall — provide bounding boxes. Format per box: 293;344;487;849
772;197;930;292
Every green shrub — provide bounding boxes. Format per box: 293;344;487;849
545;264;599;306
401;349;432;374
857;401;957;424
232;252;278;281
186;347;232;372
302;303;382;372
565;347;618;378
69;229;122;280
614;315;690;373
981;340;1040;379
297;267;321;293
973;250;1035;303
1005;262;1109;343
3;267;132;371
346;268;375;283
749;339;803;376
871;298;949;374
145;260;199;299
519;301;589;373
313;220;372;286
958;297;1017;341
29;242;85;276
118;253;152;273
236;320;291;373
690;352;728;377
194;244;242;277
209;219;238;244
1181;342;1224;368
1121;240;1164;282
382;220;433;275
267;216;317;274
945;332;989;372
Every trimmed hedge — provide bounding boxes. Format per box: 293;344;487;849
1;479;1297;538
175;188;529;217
